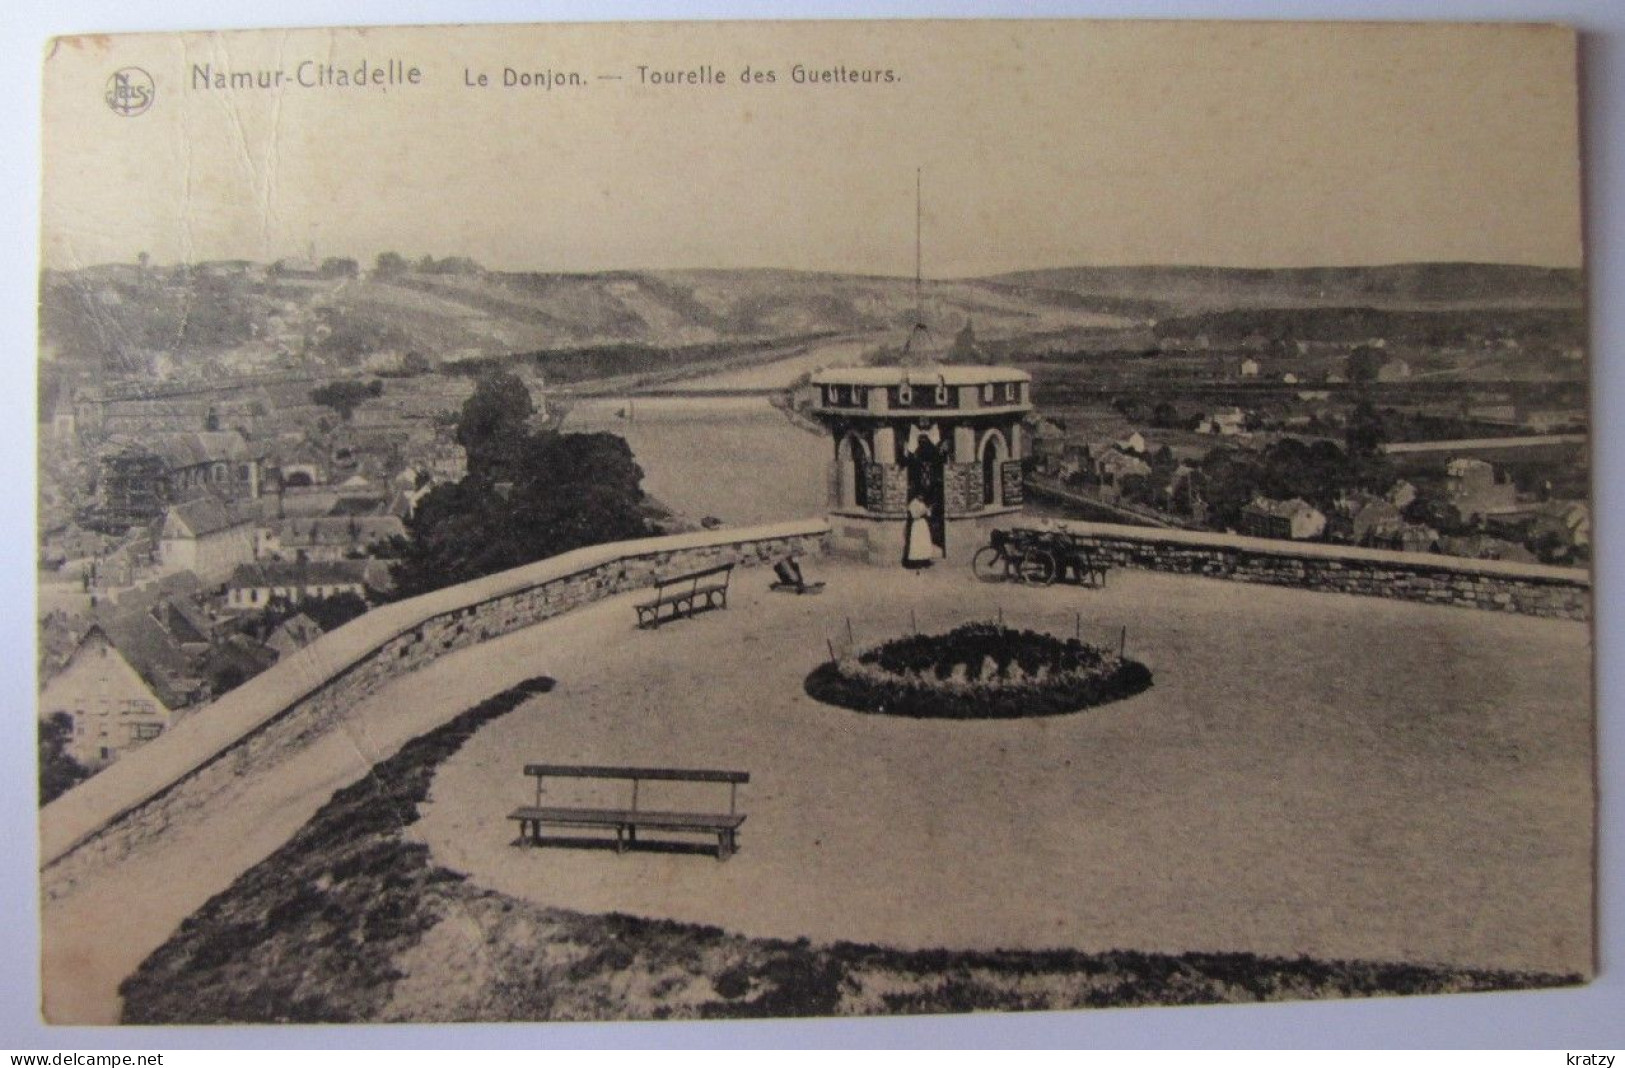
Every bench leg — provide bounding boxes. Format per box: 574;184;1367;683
615;825;628;854
717;829;735;861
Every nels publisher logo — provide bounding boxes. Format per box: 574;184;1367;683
105;67;154;116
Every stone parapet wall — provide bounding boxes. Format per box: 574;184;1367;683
828;507;1021;567
41;520;830;868
1052;520;1590;621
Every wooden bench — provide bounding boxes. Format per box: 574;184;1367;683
1024;528;1111;588
635;562;734;628
1056;541;1111;588
508;764;750;860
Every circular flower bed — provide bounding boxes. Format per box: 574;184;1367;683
804;622;1152;719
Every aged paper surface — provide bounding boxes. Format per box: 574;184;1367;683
36;20;1590;1024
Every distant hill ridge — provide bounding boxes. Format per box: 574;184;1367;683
39;261;1581;372
987;262;1583;311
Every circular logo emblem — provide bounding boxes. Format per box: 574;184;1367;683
105;67;154;116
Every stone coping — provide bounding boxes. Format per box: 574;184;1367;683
810;365;1032;386
39;518;830;866
830;505;1024;522
1043;518;1591;586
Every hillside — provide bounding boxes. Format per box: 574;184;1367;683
39;260;1584;385
38;264;1134;377
989;263;1584;313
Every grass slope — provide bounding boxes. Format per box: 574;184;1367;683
119;676;1579;1023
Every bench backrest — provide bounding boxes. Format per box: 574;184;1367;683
524;764;749;784
654;561;734;589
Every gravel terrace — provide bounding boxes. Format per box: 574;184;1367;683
409;562;1593;977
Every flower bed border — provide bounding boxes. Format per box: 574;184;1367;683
804;624;1153;720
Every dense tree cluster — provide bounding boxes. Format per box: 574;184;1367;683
371;252;482;278
309;379;384;420
373;251;409;278
1197;433;1393;532
389;372;653;598
247;591;372;638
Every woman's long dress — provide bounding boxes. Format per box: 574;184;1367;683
904;497;937;567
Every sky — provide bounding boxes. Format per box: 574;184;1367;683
40;19;1583;276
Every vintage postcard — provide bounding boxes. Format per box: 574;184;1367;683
36;19;1591;1025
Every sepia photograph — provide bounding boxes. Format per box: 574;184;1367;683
14;8;1615;1043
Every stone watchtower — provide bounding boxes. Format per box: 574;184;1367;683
807;363;1033;565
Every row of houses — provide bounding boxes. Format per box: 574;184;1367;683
94;427;465;531
223;559;385;611
1029;411;1588;561
39;550;391;773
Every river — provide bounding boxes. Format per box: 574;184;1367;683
557;339;873;525
659;337;874;391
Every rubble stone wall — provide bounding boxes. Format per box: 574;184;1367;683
1056;520;1590;621
41;520;830;868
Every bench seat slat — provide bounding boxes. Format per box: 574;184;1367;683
635;563;733;625
523;764;749;783
508;806;746;830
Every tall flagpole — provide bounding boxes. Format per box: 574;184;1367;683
914;167;923;326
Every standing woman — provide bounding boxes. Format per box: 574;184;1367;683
904;494;935;569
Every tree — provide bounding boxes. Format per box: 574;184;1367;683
1406;495;1467;537
1347;345;1383;385
947;320;983;363
1344;400;1395;490
455;371;535;477
311;379;384;421
1119;473;1152;507
39;712;90;805
388;366;653;600
301;591;370;632
391;430;652;599
209;662;249;698
321;257;360;278
1199;447;1263;532
374;251;408;278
